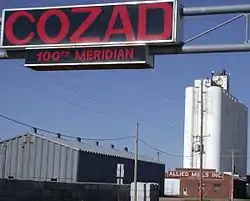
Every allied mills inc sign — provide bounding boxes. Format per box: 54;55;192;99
167;170;224;180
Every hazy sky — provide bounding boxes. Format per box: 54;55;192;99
0;0;250;171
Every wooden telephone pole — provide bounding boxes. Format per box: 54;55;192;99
199;80;204;201
231;149;235;201
133;123;139;201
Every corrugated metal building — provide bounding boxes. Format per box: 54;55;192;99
0;133;165;195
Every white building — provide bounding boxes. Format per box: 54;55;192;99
183;70;248;176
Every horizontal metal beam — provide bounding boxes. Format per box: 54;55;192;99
183;4;250;16
2;44;250;59
150;44;250;54
182;44;250;54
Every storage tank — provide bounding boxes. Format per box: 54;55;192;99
182;73;248;176
183;87;195;168
206;86;222;172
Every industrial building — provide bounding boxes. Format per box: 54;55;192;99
183;70;248;176
0;132;165;195
164;168;247;199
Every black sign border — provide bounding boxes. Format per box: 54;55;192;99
0;0;181;50
24;44;154;71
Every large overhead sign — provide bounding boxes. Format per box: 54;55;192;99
0;0;181;70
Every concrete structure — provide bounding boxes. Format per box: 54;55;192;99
0;132;165;195
183;70;248;176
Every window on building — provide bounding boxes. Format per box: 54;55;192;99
183;187;188;195
213;183;221;192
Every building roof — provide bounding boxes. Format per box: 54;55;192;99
1;132;162;164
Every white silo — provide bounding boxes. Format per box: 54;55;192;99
182;70;248;176
182;86;195;168
206;86;222;172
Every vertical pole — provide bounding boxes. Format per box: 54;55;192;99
133;122;139;201
1;142;7;178
231;149;235;201
246;14;249;43
157;152;160;163
118;185;120;201
199;80;204;201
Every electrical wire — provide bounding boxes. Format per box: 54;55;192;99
0;113;134;141
4;60;180;128
0;104;249;159
139;138;190;158
0;114;59;135
139;138;250;159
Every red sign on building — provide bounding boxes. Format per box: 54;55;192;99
167;170;224;180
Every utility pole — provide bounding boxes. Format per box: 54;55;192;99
157;152;160;163
199;80;204;201
133;122;139;201
231;149;235;201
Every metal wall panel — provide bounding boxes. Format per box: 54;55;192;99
220;91;248;176
0;179;131;201
77;151;165;196
0;134;79;182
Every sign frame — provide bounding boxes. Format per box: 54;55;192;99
0;0;181;50
24;43;154;71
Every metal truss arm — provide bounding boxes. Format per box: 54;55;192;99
182;44;250;54
184;13;245;44
183;4;250;16
150;44;250;55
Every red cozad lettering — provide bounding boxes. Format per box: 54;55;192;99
4;3;173;46
5;11;35;45
138;3;172;40
103;5;135;42
37;9;69;43
70;7;102;43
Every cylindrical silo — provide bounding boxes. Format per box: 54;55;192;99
206;86;222;171
183;87;195;168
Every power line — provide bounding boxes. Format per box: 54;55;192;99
4;60;180;128
0;113;134;141
139;138;189;158
0;114;58;135
139;138;250;159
